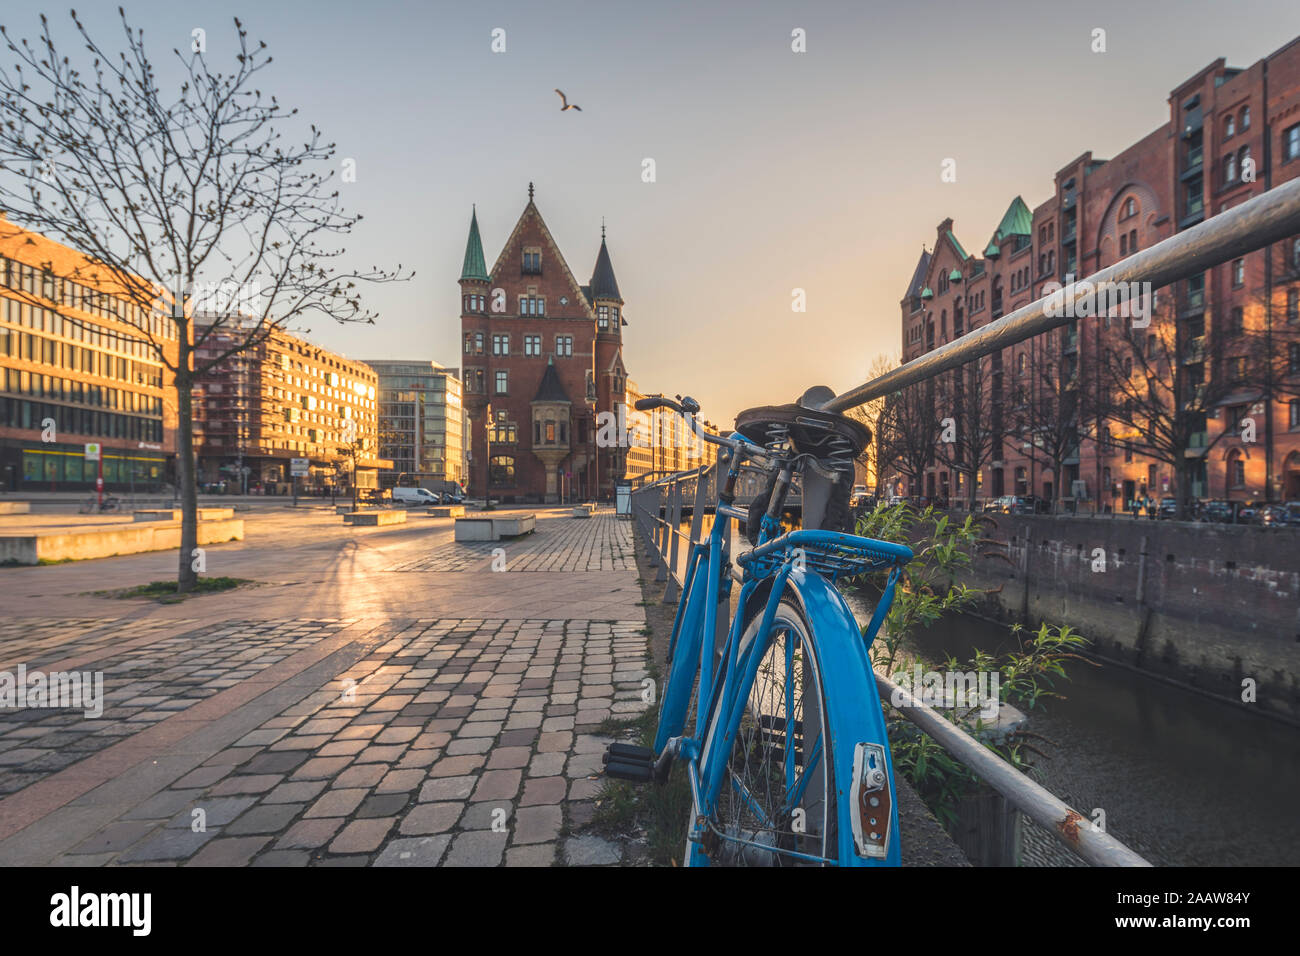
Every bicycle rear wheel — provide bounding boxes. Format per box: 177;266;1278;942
694;596;836;866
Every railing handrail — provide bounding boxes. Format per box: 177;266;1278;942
824;176;1300;414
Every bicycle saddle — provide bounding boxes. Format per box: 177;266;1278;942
734;385;870;472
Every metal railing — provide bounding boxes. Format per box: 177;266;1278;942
629;473;1150;866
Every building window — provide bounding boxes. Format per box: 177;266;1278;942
1289;289;1299;325
1285;123;1300;162
495;370;508;394
524;335;541;356
1238;145;1251;179
1229;357;1247;382
474;332;484;354
522;250;541;274
1292;237;1300;271
556;335;573;357
1224;152;1237;184
1129;230;1137;254
1232;258;1244;287
1224;115;1235;139
1120;233;1128;256
1121;197;1137;220
1229;306;1244;335
1291;400;1300;429
492;334;509;356
1228;451;1245;489
488;455;515;487
597;305;609;330
1240;106;1250;131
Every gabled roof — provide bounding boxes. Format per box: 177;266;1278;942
488;186;594;319
460;207;489;281
589;234;622;302
944;230;969;261
903;248;931;299
532;357;571;404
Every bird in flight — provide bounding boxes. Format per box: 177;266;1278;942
554;89;582;112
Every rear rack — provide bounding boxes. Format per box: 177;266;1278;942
736;529;912;582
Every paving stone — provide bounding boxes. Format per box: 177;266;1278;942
264;779;328;804
486;746;531;770
304;788;368;819
563;834;621;866
225;803;304;835
428;754;486;777
185;836;272;867
472;769;522;802
513;805;562;845
328;818;394;854
68;819;158;855
166;796;257;828
520;776;567;806
251;850;311;867
443;830;508;867
419;775;477;802
357;793;410;818
122;789;206;820
374;835;452;866
375;769;425;793
398;801;462;835
566;800;596;828
528;752;566;777
118;827;218;862
537;732;573;753
209;774;284;796
505;843;557;867
276;818;344;850
291;756;354;780
333;763;388;789
568;777;603;800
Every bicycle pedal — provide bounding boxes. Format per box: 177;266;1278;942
604;759;654;783
603;743;655;764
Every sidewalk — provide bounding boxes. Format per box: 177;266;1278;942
0;508;649;866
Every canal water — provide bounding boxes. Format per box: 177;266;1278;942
847;599;1300;867
673;514;1299;865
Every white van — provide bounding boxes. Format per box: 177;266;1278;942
392;487;440;506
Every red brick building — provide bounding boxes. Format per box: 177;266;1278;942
896;37;1300;510
460;185;630;502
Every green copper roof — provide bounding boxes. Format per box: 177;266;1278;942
949;268;963;282
992;196;1033;241
920;286;934;300
984;239;1000;257
944;230;969;261
460;208;489;281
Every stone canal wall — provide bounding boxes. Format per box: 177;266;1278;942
954;513;1300;722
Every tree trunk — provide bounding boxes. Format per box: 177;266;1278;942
176;368;199;592
1053;464;1063;515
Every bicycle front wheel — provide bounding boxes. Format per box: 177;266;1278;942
692;595;839;866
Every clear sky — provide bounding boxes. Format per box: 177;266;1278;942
10;0;1300;425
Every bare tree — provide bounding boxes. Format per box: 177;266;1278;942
0;10;405;589
845;352;896;495
1007;326;1094;512
877;378;937;500
1093;285;1240;518
934;355;999;510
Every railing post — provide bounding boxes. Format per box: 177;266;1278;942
654;484;668;583
663;478;683;603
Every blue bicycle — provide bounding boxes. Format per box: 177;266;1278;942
606;387;913;867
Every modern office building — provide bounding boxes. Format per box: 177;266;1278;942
364;359;465;490
191;322;385;495
0;218;178;493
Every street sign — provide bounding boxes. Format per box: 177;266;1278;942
84;443;100;461
290;458;309;477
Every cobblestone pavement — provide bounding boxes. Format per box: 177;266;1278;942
0;506;651;866
387;512;634;573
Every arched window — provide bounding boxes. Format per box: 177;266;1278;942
1226;449;1245;489
1240;106;1251;131
1225;115;1235;139
1121;197;1137;220
1238;145;1251;179
1225;152;1237;184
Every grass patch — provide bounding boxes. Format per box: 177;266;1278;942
96;576;250;604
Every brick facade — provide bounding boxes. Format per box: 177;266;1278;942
459;187;629;502
897;38;1300;509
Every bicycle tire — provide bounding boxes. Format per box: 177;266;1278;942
691;595;839;866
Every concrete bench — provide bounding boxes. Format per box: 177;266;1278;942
571;503;596;518
0;501;31;515
133;507;235;522
427;506;466;518
454;512;536;541
343;510;407;526
0;517;244;564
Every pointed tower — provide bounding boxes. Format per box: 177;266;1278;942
589;224;628;496
459;207;491;494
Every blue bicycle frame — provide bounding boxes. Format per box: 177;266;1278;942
653;432;913;867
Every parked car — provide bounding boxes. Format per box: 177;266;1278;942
1257;504;1290;527
1158;497;1179;519
1200;499;1234;523
391;487;440;506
